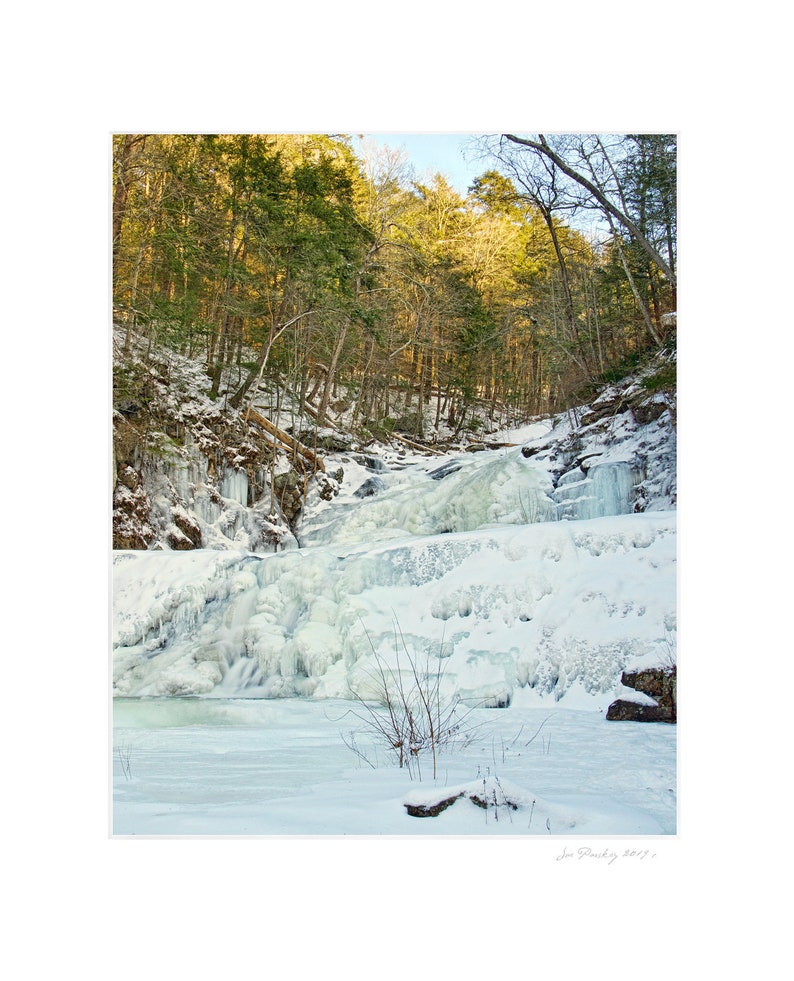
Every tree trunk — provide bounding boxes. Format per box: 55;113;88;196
540;204;588;373
230;309;314;411
246;408;325;472
317;319;350;427
210;313;231;398
613;233;663;348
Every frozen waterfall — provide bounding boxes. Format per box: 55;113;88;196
113;435;675;705
552;461;641;521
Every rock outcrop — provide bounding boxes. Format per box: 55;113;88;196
112;336;300;551
606;667;676;723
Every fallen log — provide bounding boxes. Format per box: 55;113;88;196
387;431;446;455
464;440;519;452
245;408;325;473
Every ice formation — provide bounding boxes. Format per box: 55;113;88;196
113;394;676;704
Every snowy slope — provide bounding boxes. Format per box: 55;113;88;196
113;326;675;554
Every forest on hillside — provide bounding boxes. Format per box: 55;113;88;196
112;133;676;435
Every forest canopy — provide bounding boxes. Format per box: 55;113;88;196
112;133;676;432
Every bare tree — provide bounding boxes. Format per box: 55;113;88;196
503;134;676;289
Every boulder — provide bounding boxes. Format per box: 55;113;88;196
173;510;203;548
403;779;523;818
632;398;670;425
606;699;672;723
354;476;385;498
296;430;353;453
273;471;304;523
606;666;676;723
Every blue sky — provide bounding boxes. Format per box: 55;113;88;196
356;133;492;195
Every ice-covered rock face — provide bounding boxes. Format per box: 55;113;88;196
111;412;299;553
112;334;297;552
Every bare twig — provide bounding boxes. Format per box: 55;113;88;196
344;617;477;780
525;714;555;747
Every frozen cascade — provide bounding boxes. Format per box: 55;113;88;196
129;433;298;552
113;512;676;704
168;435;209;502
298;447;559;547
191;487;222;529
114;425;675;703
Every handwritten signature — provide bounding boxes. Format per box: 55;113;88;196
556;846;656;865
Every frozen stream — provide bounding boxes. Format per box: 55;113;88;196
113;697;676;836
